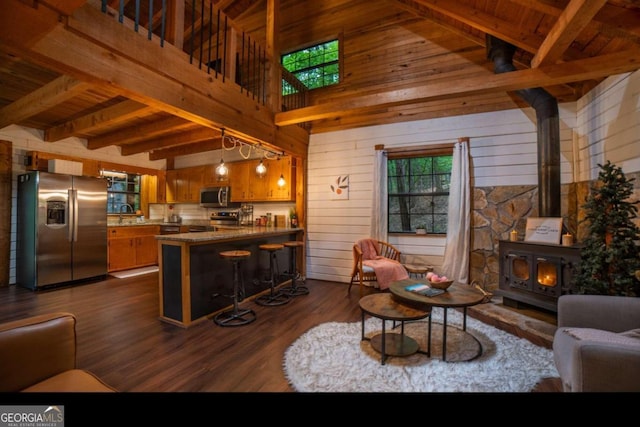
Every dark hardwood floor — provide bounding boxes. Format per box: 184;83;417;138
0;272;562;393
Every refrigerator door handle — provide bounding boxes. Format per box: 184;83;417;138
70;188;79;242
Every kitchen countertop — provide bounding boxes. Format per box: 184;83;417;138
107;219;208;227
155;226;302;242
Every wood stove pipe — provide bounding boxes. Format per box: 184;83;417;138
486;35;561;217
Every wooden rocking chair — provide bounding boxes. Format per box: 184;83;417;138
348;239;403;297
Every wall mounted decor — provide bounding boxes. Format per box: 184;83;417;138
330;175;349;200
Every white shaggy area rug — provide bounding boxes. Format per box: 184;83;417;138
283;308;558;392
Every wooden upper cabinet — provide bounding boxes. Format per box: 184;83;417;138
185;166;204;201
229;161;253;201
165;170;178;203
140;174;156;216
165;157;295;204
203;164;229;187
265;157;294;201
230;157;295;202
156;171;167;204
165;166;203;203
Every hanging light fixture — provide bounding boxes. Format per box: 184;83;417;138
215;128;228;181
277;173;286;187
255;158;267;178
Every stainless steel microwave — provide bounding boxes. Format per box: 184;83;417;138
200;186;230;208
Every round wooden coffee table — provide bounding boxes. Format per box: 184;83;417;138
389;279;486;362
359;293;431;365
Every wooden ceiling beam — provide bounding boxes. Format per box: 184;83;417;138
120;128;221;156
408;0;544;55
87;116;196;149
148;138;223;160
507;0;640;41
0;75;92;129
45;100;154;142
276;48;640;126
531;0;607;68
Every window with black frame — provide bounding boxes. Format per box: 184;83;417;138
281;39;339;94
387;151;453;234
104;171;141;214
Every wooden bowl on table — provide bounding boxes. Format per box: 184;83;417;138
429;280;453;290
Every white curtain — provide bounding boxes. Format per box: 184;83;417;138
371;149;388;241
441;139;470;283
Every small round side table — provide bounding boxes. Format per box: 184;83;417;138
358;293;431;365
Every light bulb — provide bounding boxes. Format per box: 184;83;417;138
216;159;227;180
277;174;286;187
256;160;267;178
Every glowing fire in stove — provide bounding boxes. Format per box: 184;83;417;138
537;261;558;287
539;275;555;286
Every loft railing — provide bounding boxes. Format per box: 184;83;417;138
98;0;307;114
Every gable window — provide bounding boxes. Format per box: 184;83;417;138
387;148;453;234
281;39;339;94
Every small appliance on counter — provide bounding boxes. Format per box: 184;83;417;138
239;204;253;226
168;213;182;223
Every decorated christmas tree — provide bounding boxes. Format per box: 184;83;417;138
574;161;640;296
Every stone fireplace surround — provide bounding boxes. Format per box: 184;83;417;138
469;171;640;308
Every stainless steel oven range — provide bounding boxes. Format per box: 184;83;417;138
159;224;182;235
210;210;240;227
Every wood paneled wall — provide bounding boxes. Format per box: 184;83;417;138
304;71;640;285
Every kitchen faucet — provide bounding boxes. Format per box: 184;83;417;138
119;204;134;224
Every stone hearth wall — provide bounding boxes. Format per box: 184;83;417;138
469;170;640;292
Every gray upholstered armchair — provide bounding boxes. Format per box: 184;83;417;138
553;294;640;392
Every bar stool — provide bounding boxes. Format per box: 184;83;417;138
280;240;309;296
214;250;256;326
255;243;290;306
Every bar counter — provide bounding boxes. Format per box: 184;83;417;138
156;226;304;327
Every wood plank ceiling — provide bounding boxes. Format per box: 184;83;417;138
0;0;639;161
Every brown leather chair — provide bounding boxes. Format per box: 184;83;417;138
0;312;116;392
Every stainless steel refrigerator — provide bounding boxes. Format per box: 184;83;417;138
17;171;108;290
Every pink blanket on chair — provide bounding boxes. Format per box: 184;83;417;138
357;239;408;290
357;239;379;261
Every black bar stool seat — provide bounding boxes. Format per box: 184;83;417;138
255;243;291;306
214;250;256;326
280;241;309;296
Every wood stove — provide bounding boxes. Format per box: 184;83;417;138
498;240;581;312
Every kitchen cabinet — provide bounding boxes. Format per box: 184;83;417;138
108;225;160;272
155;171;166;203
166;166;203;203
230;157;294;202
264;157;294;201
230;160;258;201
203;163;230;187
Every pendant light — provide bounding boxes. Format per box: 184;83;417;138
255;159;267;178
215;129;228;181
277;174;286;187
